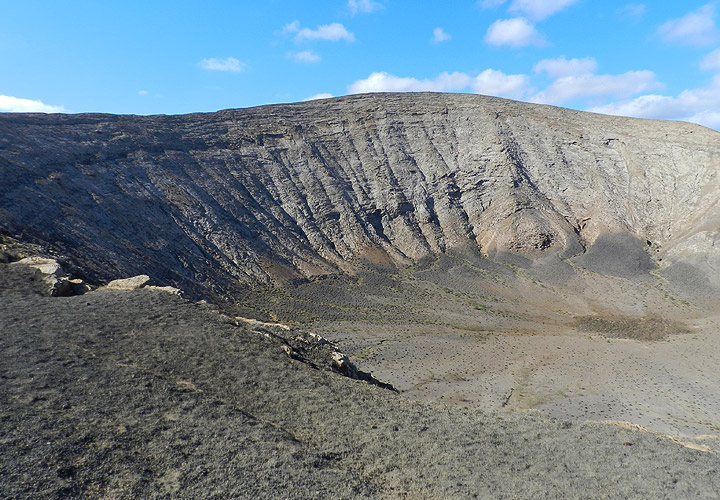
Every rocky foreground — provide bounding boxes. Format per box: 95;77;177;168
2;258;720;499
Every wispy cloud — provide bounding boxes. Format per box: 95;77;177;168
200;57;246;72
348;70;529;99
285;22;355;42
480;0;508;8
618;3;646;18
348;0;383;15
304;93;334;101
349;71;471;93
471;69;529;99
531;70;661;105
700;48;720;71
508;0;579;20
0;95;65;113
282;21;301;34
484;17;547;47
657;4;719;47
431;27;452;43
481;0;578;20
590;75;720;130
290;50;321;64
533;56;598;78
346;59;664;111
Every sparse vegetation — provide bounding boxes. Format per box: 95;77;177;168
572;315;692;341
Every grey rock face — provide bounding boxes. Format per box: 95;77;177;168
1;93;718;298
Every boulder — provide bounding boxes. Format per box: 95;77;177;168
105;275;151;291
145;285;182;295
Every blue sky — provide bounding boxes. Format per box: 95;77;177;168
2;1;720;129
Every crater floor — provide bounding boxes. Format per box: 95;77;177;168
237;254;720;443
3;260;720;499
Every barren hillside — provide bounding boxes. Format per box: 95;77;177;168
2;93;720;498
2;93;718;299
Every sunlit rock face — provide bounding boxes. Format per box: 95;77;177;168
1;92;719;299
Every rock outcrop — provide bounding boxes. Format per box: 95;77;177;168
104;274;151;291
9;256;90;296
1;93;719;299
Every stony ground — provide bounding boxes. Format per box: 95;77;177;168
235;252;720;443
3;261;720;499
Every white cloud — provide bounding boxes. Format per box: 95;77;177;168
349;71;472;93
700;48;720;71
138;90;149;96
480;0;577;19
589;94;682;119
348;0;383;15
294;22;355;42
471;69;529;99
200;57;245;72
304;93;334;101
686;110;720;129
348;63;668;111
291;50;321;63
348;69;528;99
282;20;300;34
531;70;661;105
432;27;451;43
618;3;646;18
480;0;508;8
657;4;719;47
508;0;579;20
534;56;597;78
589;75;720;130
484;18;547;47
0;95;65;113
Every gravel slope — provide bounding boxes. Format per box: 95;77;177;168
2;262;720;499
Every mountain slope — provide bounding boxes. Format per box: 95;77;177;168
2;93;718;300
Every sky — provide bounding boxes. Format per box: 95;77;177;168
2;0;720;130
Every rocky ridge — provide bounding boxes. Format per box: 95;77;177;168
2;92;718;300
0;246;389;390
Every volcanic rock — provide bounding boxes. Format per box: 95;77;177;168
104;274;151;291
2;93;718;300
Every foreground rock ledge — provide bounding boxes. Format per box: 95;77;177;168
2;262;719;499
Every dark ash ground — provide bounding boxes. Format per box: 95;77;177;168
2;262;720;499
